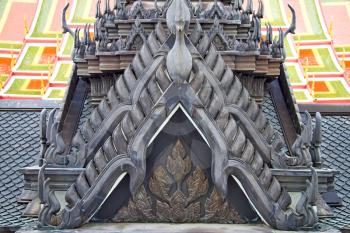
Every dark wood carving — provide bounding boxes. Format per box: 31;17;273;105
113;140;245;223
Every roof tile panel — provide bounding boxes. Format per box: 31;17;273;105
0;111;40;228
319;116;350;230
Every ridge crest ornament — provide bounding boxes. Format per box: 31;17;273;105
166;0;192;82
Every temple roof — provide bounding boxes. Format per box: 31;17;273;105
30;0;328;226
1;0;350;232
319;116;350;230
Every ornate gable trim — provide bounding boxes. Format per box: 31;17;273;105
207;18;233;51
40;35;317;230
39;1;318;230
125;18;148;50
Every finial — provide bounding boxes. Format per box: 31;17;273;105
62;2;74;36
284;4;296;38
252;17;258;41
266;23;272;44
232;0;242;10
84;24;90;45
278;27;283;48
96;0;102;18
74;28;81;49
257;0;264;18
166;0;190;34
114;0;118;10
255;17;261;41
245;0;253;14
105;0;110;14
278;27;285;58
166;0;192;82
94;22;99;41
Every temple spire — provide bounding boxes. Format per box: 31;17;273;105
105;0;110;14
166;0;192;82
96;0;102;18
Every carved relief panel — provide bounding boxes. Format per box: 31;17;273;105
113;139;245;223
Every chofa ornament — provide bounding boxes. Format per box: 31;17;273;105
166;0;193;83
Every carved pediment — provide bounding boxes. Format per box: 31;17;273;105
129;0;149;19
38;1;319;231
125;18;148;50
113;139;245;223
207;18;233;51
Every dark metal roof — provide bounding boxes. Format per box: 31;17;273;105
0;111;40;228
319;116;350;230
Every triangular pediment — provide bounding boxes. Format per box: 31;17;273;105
93;108;258;223
38;0;319;230
46;63;306;229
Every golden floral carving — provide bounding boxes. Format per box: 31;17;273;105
204;189;246;223
113;139;245;223
187;167;209;203
113;186;154;222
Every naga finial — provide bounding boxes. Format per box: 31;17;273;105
114;0;118;10
245;0;253;14
266;22;273;44
105;0;110;14
62;2;74;36
84;24;90;45
256;0;264;18
166;0;192;82
96;0;102;18
284;4;296;38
